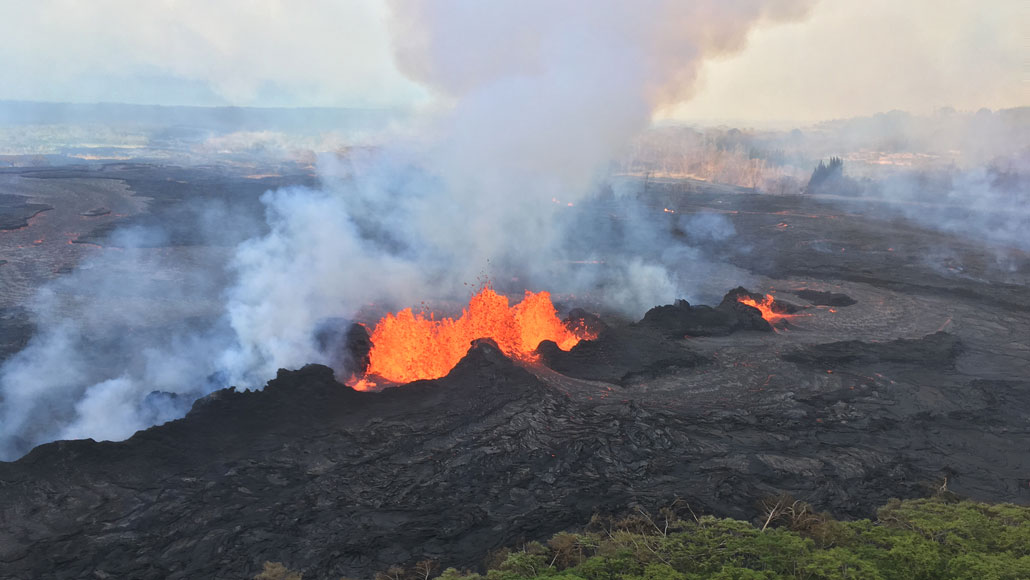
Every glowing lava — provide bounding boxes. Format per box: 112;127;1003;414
364;287;594;384
737;293;794;325
348;377;375;392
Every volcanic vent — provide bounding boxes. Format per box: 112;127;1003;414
4;273;1027;580
346;286;803;390
354;287;597;387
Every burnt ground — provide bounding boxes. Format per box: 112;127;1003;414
0;170;1029;579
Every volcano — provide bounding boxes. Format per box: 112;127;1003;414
1;167;1029;580
2;285;1028;579
357;287;596;386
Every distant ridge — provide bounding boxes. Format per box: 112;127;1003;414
0;100;406;133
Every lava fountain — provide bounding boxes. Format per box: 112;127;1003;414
736;293;796;325
358;287;596;386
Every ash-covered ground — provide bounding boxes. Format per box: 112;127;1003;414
1;163;1029;579
0;161;316;364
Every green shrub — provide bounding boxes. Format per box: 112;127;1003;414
367;498;1030;580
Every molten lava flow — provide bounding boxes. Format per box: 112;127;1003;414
364;287;594;384
737;294;794;324
348;377;375;392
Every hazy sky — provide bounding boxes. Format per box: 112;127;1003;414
0;0;421;108
0;0;1024;122
665;0;1027;123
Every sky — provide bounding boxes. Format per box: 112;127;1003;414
0;0;1025;123
664;0;1028;123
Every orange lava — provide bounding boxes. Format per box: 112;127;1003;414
348;377;375;392
737;293;794;324
364;287;593;384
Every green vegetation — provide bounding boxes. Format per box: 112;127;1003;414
258;496;1030;580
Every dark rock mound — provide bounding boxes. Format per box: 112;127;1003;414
642;300;745;337
783;331;962;367
639;286;800;338
793;289;857;307
720;286;802;315
0;331;1026;579
720;286;766;306
344;322;372;374
641;295;771;337
537;325;707;384
0;194;53;230
542;289;790;384
312;319;372;376
769;298;802;314
0;342;578;580
564;307;608;337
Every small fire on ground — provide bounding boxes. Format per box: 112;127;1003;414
350;287;596;388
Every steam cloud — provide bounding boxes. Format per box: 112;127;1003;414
0;0;812;459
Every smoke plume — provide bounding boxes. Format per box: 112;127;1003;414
0;1;813;459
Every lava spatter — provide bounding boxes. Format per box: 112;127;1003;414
736;293;798;326
364;287;595;384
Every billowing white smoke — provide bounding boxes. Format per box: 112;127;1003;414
385;0;812;259
0;0;812;460
221;0;813;380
